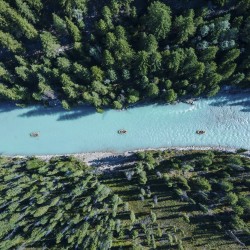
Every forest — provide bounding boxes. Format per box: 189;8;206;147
0;0;249;110
0;150;249;249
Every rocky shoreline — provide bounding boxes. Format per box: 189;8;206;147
5;146;249;171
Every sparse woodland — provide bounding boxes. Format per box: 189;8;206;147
0;150;249;249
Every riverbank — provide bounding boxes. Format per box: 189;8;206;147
5;146;250;171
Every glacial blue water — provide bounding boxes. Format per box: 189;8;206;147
0;92;249;155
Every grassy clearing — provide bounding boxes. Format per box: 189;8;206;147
101;150;250;249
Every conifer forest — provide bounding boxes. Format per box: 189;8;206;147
0;0;249;109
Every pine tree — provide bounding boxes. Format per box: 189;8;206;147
40;31;61;58
145;1;172;39
66;17;82;42
0;31;23;53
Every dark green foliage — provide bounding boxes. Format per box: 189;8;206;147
173;10;196;44
145;1;172;40
164;89;176;102
0;31;23;53
0;0;248;108
191;177;212;191
40;32;61;58
220;180;234;191
213;0;229;6
0;157;123;249
225;192;238;205
66;17;82;42
236;148;248;153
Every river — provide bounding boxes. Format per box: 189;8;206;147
0;92;249;155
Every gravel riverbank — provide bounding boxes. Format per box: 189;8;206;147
5;146;249;171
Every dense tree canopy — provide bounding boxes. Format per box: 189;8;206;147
0;0;249;110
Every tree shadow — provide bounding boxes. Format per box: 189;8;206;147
209;92;250;112
57;106;96;120
159;214;180;220
114;190;139;201
177;204;200;213
0;48;13;60
0;103;22;113
18;106;63;117
17;105;97;120
89;154;137;167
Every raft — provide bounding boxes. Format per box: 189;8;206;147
30;132;39;137
118;129;127;134
196;130;205;135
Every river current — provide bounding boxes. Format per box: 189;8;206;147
0;92;249;155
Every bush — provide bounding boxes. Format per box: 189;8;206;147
200;156;213;167
174;176;190;190
137;152;146;160
150;211;157;223
198;203;209;213
139;170;148;185
238;196;250;213
236;148;248;153
220;180;233;192
130;211;136;223
113;101;123;109
230;215;246;230
192;177;211;192
233;205;244;216
144;152;156;165
225;192;238;205
182;213;190;223
227;156;243;166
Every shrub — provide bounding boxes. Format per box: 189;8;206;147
230;215;246;230
225;192;238;205
236;148;248;153
139;170;147;185
150;211;157;223
174;176;190;190
233;205;244;216
192;177;211;192
227;156;243;166
130;211;136;223
238;196;250;213
200;156;213;167
220;180;233;192
182;213;190;223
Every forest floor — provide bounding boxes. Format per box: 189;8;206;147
99;149;250;249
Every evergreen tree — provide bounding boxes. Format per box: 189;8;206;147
145;1;172;40
0;31;23;53
173;10;196;44
66;17;81;42
40;32;61;58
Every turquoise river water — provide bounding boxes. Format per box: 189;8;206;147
0;92;249;155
